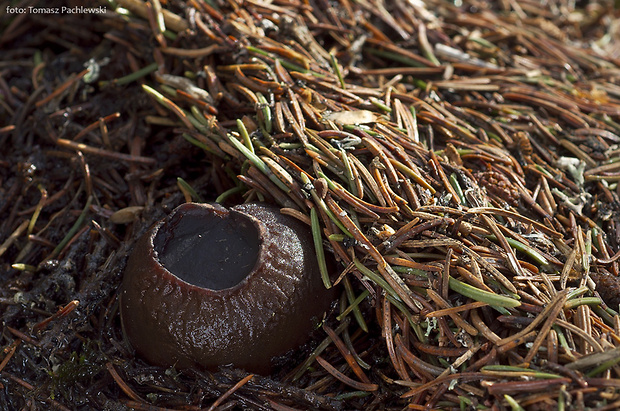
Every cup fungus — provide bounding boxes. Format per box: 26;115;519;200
120;202;335;374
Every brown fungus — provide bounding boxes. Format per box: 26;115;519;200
120;202;335;374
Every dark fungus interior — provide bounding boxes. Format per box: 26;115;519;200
154;208;260;290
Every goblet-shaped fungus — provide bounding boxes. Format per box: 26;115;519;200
120;202;335;374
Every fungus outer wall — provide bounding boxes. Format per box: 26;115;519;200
120;202;336;374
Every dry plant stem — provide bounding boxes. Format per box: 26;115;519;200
315;356;378;391
323;325;372;384
2;373;72;411
106;363;143;403
35;69;89;108
480;215;525;278
207;374;254;411
33;300;79;332
113;0;189;32
56;139;156;164
0;220;28;259
0;340;21;373
382;296;410;381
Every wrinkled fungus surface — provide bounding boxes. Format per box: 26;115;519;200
120;202;335;374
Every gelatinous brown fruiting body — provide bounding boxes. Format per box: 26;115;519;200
120;202;335;374
591;270;620;311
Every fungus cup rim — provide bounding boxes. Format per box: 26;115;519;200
147;202;268;295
